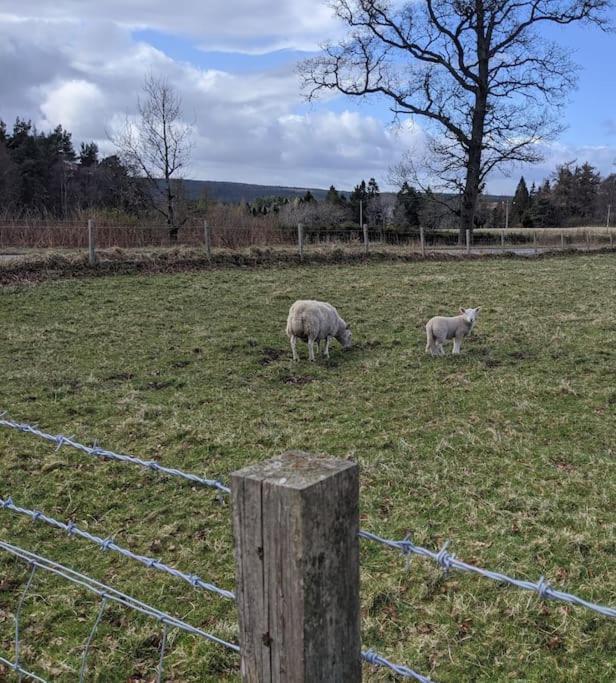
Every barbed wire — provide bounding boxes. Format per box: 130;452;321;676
359;530;616;619
0;497;235;601
362;650;433;682
0;539;240;652
0;418;230;494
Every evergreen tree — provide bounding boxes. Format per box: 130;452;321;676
79;142;99;167
511;176;530;226
530;180;559;227
395;181;422;229
349;179;368;224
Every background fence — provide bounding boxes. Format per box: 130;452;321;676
1;417;614;681
1;219;615;260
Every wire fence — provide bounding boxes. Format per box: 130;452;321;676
1;219;615;256
1;417;615;681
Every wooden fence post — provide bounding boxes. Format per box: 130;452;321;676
610;229;613;247
561;230;565;249
466;229;471;255
204;220;212;259
232;451;361;683
363;223;369;255
87;218;96;265
297;223;304;261
501;229;505;248
420;226;425;257
533;231;537;254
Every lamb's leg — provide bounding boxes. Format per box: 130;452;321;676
290;335;299;361
438;342;446;356
452;337;462;354
308;337;316;362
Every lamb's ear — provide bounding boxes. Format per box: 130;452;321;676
346;324;351;330
475;307;481;313
459;307;466;314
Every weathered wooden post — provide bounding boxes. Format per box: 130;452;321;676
232;451;361;683
363;223;369;255
500;229;505;248
204;220;212;259
420;225;425;257
561;230;565;249
610;229;614;247
297;223;304;261
466;229;471;255
586;230;590;249
87;218;96;265
533;231;537;254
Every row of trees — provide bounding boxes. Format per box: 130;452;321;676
0;119;145;219
508;164;616;228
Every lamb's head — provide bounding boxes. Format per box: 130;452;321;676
460;307;480;326
338;323;352;349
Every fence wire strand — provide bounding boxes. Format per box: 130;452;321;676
0;497;235;601
0;418;230;494
78;596;107;683
362;650;434;682
0;539;240;653
359;530;616;618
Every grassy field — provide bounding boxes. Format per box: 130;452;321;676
0;255;614;682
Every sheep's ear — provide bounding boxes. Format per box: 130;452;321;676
346;324;351;330
459;307;466;314
476;307;481;313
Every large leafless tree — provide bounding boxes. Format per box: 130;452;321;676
301;0;611;240
113;75;191;241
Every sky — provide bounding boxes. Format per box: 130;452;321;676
1;1;615;194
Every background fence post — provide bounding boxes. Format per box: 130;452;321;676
204;220;212;259
297;223;304;261
231;451;361;683
501;229;505;248
466;229;470;255
561;230;565;249
87;218;96;265
363;223;369;255
533;231;537;255
420;225;425;257
610;229;614;247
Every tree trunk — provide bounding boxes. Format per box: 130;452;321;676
166;177;177;243
459;6;488;246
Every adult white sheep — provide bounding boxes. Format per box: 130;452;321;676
425;307;481;356
286;300;352;361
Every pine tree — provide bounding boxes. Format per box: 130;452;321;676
511;176;530;226
395;181;422;229
79;142;99;167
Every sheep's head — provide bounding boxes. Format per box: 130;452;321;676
338;324;352;349
460;307;481;326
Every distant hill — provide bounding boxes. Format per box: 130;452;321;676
176;178;510;204
179;179;338;203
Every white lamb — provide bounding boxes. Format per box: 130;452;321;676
425;307;481;356
286;300;352;361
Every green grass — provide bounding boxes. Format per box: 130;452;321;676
0;255;614;682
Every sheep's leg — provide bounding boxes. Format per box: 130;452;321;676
323;336;331;359
438;342;446;356
290;335;299;361
308;337;316;362
452;337;462;355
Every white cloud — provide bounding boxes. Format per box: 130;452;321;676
1;4;612;194
0;1;338;53
39;80;106;139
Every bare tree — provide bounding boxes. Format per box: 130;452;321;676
113;75;191;241
301;0;611;242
